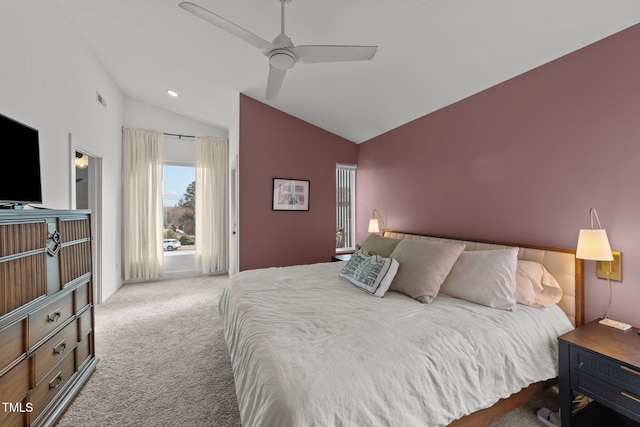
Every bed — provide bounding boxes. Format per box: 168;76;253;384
220;231;584;427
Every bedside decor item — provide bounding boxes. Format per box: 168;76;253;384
368;208;387;234
272;178;309;211
576;208;624;327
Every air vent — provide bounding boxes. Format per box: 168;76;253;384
96;91;107;108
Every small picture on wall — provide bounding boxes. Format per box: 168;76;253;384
272;178;310;211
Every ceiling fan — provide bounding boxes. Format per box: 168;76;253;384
179;1;378;101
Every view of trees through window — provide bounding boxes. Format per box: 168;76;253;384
163;165;196;252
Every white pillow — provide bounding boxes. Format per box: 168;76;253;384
440;248;518;310
339;249;399;297
515;260;563;307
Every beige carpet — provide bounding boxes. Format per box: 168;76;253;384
57;275;556;427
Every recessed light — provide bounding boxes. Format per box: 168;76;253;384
167;89;179;97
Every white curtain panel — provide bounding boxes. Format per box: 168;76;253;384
195;136;229;273
122;128;164;280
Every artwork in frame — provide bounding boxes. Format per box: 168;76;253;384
272;178;310;211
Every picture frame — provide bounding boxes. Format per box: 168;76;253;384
272;178;310;211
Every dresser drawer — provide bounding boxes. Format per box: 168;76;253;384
0;320;25;372
575;369;640;422
572;347;640;396
76;335;90;369
29;351;76;422
74;281;91;312
78;307;92;340
28;293;74;349
33;319;78;383
0;399;28;427
0;357;29;408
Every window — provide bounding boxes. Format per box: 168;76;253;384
163;164;197;275
336;164;356;252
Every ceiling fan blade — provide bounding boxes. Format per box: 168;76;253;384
292;45;378;64
179;2;275;51
266;65;287;101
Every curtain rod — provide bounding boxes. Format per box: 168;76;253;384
121;128;196;140
164;132;195;140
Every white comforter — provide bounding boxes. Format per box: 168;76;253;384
219;262;573;427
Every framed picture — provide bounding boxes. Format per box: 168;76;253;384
272;178;310;211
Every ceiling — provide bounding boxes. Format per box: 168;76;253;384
55;0;640;143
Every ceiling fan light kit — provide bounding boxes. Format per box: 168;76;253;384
270;49;296;71
179;0;378;100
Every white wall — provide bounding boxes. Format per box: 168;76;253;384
0;1;124;302
123;96;227;165
228;94;240;275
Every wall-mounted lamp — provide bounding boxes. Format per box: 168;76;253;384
75;152;89;169
368;209;387;234
576;208;621;281
576;208;624;326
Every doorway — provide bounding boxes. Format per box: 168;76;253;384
70;135;103;303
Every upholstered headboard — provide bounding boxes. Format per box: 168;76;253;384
384;231;585;327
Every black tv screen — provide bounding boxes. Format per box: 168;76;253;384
0;113;43;205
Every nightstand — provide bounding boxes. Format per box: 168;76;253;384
559;320;640;427
332;254;352;262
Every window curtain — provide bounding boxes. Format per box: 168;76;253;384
122;128;164;280
195;136;229;273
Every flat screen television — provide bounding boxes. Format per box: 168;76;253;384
0;113;43;206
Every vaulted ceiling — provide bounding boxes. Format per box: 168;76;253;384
56;0;640;143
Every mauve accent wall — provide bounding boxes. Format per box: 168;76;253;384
357;24;640;327
239;95;358;271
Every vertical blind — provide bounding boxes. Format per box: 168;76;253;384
336;164;356;250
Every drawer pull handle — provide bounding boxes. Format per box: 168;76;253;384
621;391;640;404
49;372;63;389
48;309;61;322
54;339;66;355
621;365;640;376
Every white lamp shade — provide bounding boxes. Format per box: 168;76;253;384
368;218;380;233
576;229;614;261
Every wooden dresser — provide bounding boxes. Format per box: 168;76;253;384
0;210;97;427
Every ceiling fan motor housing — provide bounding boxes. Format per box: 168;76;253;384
269;49;296;70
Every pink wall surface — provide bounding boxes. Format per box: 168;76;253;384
238;95;358;271
357;24;640;327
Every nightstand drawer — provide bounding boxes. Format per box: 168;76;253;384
575;370;640;423
572;347;640;396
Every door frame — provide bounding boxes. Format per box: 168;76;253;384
69;134;104;304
